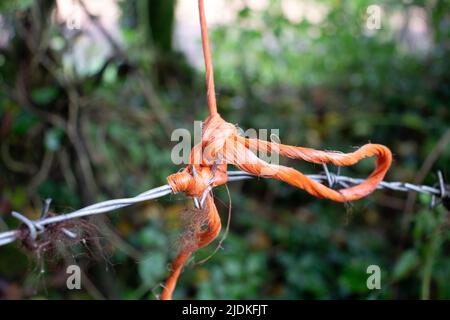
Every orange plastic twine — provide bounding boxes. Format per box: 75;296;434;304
161;0;392;300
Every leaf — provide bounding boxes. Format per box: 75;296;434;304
102;64;118;84
44;127;64;151
138;252;167;286
12;112;39;134
17;0;33;10
137;227;168;250
0;0;33;11
31;86;58;105
338;259;370;294
393;250;419;281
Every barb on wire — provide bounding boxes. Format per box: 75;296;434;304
0;170;448;249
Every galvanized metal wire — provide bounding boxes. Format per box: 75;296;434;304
0;185;172;246
0;169;448;248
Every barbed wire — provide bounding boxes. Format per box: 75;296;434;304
0;169;448;248
0;185;172;247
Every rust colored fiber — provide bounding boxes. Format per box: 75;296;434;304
160;0;392;300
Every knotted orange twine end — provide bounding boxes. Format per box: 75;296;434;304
160;0;392;300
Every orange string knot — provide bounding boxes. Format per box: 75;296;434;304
167;114;234;197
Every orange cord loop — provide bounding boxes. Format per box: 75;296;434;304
160;0;392;300
167;114;392;203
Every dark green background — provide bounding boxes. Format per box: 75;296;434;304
0;0;449;299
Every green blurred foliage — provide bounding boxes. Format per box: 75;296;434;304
0;0;449;299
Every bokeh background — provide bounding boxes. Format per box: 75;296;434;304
0;0;449;299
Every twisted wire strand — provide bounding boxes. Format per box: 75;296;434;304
0;170;447;248
0;185;172;246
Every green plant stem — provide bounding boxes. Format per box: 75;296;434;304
420;214;441;300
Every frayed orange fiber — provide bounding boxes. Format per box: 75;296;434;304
161;195;221;300
159;0;392;300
